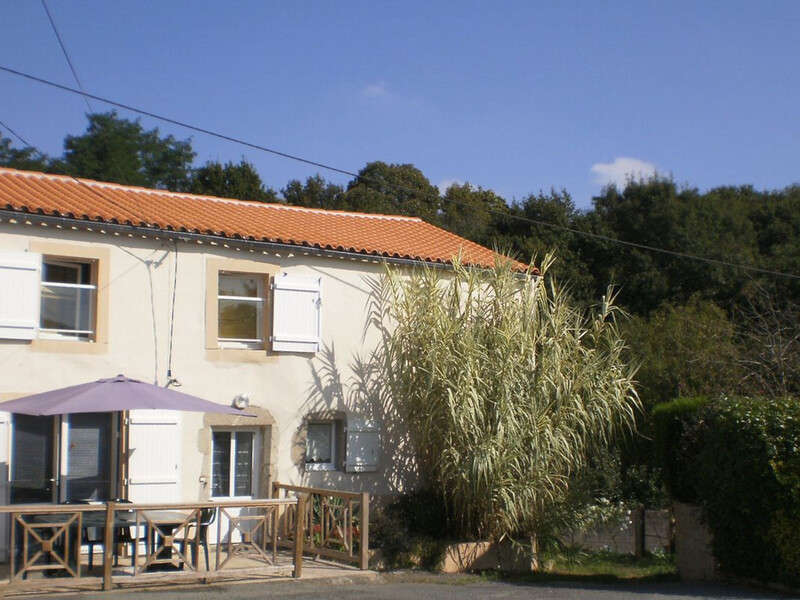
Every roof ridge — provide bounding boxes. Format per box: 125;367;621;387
0;167;424;223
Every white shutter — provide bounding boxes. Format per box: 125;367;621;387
0;251;41;340
345;419;379;473
271;274;322;353
0;412;10;561
126;411;181;503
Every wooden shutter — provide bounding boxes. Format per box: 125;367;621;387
126;411;181;503
0;250;41;340
271;274;322;353
345;419;380;473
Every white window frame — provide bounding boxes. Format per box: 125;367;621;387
217;272;264;349
39;258;96;341
210;428;259;499
305;421;337;472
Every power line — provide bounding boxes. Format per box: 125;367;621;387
1;64;799;282
0;65;358;179
40;0;93;114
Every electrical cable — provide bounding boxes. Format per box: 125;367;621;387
166;241;180;388
2;65;799;281
40;0;93;115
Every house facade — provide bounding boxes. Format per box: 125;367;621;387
0;167;509;539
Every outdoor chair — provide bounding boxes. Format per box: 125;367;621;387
111;498;146;567
178;507;216;570
63;500;101;571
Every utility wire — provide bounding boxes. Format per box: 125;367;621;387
40;0;93;115
37;5;152;222
0;65;358;179
2;64;799;282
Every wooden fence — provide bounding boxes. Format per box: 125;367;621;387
0;497;305;593
271;483;369;570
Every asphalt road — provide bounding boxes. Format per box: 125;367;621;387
60;573;795;600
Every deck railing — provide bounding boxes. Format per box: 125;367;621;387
271;483;369;570
0;496;306;592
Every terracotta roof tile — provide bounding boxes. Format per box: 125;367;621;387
0;168;530;271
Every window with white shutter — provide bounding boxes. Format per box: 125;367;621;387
271;274;322;353
0;250;41;340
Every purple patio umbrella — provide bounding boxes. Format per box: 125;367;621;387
0;374;252;416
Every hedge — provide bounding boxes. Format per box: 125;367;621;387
651;396;709;502
695;396;800;586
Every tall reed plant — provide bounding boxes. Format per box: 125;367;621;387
372;255;640;542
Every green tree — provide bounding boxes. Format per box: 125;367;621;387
496;189;595;304
342;162;441;222
439;182;508;246
584;177;758;315
62;111;195;191
282;174;344;210
373;256;640;542
624;297;741;408
190;159;277;202
0;135;51;172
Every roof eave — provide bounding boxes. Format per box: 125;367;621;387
0;209;514;272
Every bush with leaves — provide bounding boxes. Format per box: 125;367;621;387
695;396;800;586
372;255;640;543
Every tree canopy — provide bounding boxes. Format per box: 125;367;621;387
61;112;195;191
190;159;277;202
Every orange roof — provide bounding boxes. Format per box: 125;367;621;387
0;168;529;271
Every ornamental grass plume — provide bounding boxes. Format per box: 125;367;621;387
372;254;640;542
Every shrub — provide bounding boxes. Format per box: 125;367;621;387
651;396;710;502
696;396;800;586
370;490;453;570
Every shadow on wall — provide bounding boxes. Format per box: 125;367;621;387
293;342;418;501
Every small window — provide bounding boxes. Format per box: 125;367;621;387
211;430;257;498
39;259;96;340
218;272;264;348
306;421;337;471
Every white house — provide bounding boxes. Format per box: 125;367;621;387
0;166;513;534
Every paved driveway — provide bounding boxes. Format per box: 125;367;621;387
65;573;793;600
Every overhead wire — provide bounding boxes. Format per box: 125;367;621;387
40;0;92;115
37;5;151;223
1;64;799;282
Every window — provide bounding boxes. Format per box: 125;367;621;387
39;259;96;340
305;421;337;471
211;430;257;497
218;272;264;348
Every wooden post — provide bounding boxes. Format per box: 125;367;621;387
359;492;369;570
634;505;646;559
10;512;18;580
102;502;116;591
292;494;306;578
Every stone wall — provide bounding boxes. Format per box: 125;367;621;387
674;502;716;581
561;509;671;554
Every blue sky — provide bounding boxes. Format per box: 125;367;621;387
2;1;798;209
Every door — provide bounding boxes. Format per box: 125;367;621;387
126;410;181;503
9;413;117;504
61;413;116;502
10;415;57;504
